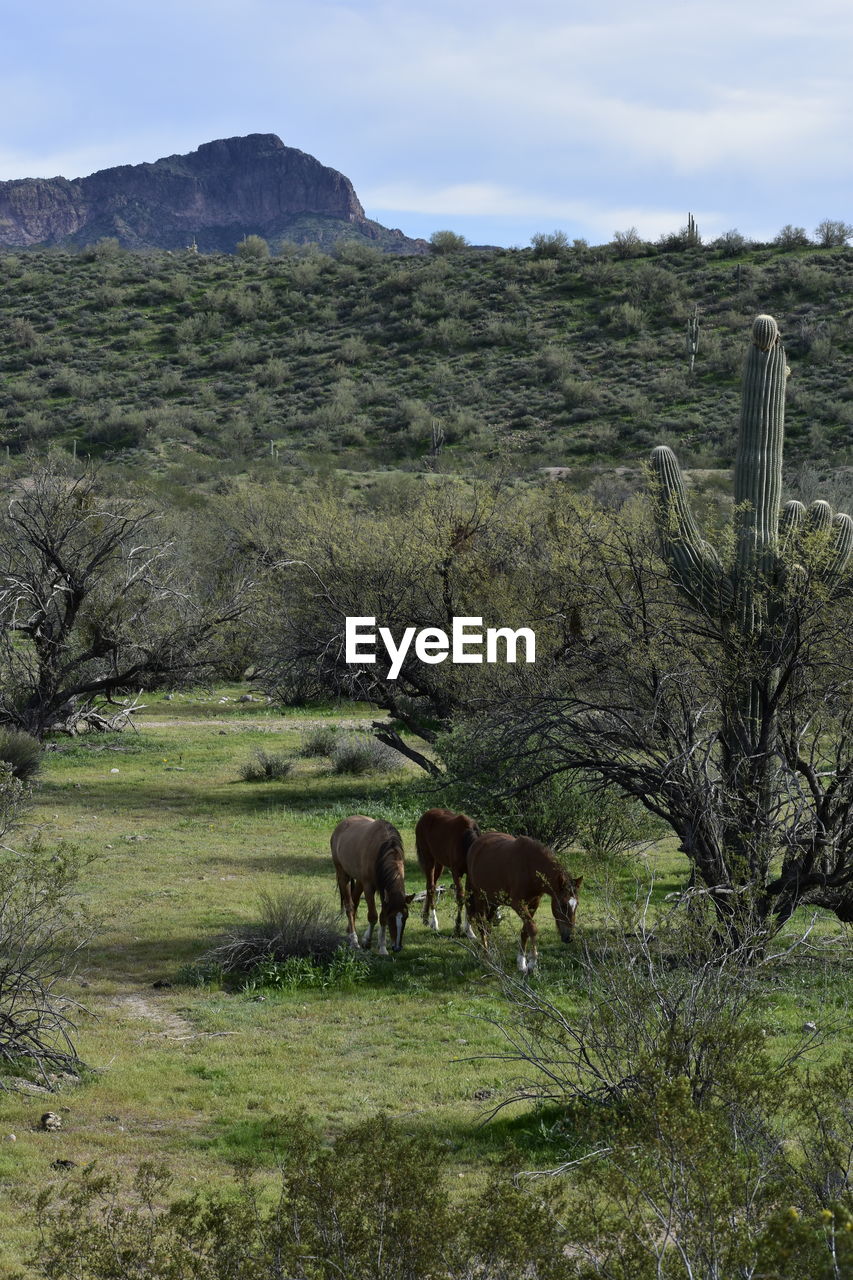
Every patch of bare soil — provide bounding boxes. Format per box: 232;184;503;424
109;993;196;1041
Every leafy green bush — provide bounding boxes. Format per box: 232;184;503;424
31;1113;571;1280
437;722;660;857
235;235;270;261
428;229;469;255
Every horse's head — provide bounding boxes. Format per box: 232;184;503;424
385;890;413;951
552;875;583;942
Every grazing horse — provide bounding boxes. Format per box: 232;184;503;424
415;807;480;936
466;832;582;974
331;816;411;954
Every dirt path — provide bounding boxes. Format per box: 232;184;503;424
109;992;197;1041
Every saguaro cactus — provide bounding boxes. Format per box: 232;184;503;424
652;314;853;636
648;314;853;927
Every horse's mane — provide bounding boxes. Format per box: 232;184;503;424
376;824;405;898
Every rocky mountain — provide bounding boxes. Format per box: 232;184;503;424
0;134;426;254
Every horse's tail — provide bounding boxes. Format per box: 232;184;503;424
461;823;480;852
376;824;404;896
337;876;358;912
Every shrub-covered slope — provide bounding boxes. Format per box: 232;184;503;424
2;239;853;486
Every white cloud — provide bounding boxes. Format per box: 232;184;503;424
365;179;723;241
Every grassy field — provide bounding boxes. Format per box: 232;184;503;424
0;689;848;1274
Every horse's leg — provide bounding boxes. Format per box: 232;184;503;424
362;887;379;951
375;892;391;956
424;854;441;932
337;868;359;949
452;868;475;938
467;887;489;948
517;900;540;975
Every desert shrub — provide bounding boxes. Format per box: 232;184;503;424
239;749;292;782
814;218;853;248
713;227;749;255
31;1113;572;1280
204;891;344;979
82;237;121;261
0;728;42;782
608;301;645;334
338;335;370;364
775;224;811;249
235;235;270;261
438;722;660;856
480;890;823;1114
330;732;400;775
0;821;91;1086
562;1072;853;1280
300;725;339;757
573;785;663;862
428;229;469;255
611;227;646;258
530;229;569;257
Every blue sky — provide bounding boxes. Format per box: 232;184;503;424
2;0;852;248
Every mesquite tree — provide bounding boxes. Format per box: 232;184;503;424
0;460;251;737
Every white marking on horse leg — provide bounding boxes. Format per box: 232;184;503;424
377;926;388;956
428;908;439;931
516;948;529;975
347;931;359;950
361;923;374;947
527;948;538;972
463;912;476;940
395;913;404;948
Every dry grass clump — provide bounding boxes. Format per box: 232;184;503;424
205;892;344;978
239;749;293;782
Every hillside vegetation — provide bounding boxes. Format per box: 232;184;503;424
2;237;853;490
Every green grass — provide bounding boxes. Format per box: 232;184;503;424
0;688;849;1273
0;691;569;1267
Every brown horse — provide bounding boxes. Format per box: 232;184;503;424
466;832;582;974
415;807;481;936
331;816;411;954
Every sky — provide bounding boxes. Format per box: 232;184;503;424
2;0;853;249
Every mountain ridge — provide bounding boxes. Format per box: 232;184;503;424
0;134;427;254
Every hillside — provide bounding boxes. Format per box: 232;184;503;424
0;134;426;254
1;236;853;497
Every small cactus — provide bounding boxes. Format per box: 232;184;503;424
686;305;700;374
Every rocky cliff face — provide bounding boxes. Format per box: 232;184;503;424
0;135;424;253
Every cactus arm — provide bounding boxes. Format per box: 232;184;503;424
778;500;805;548
805;500;833;535
650;445;729;610
827;513;853;584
